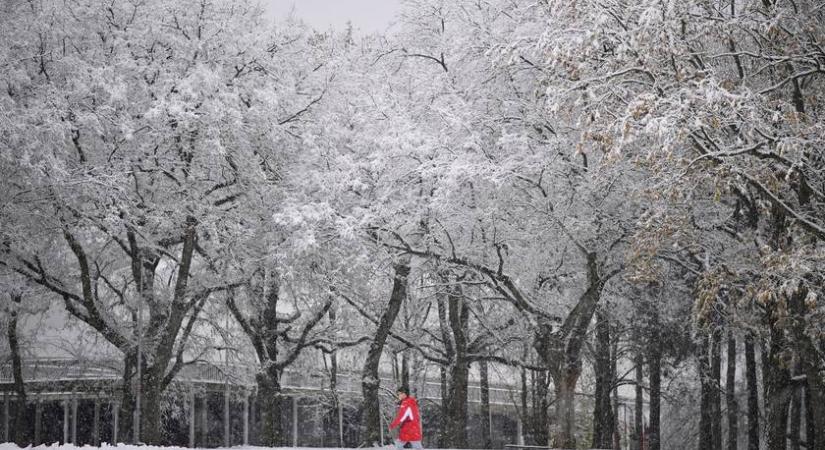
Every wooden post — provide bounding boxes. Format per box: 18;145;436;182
71;394;78;444
292;396;298;447
63;399;70;444
34;394;42;445
516;414;524;446
112;400;120;445
94;397;101;446
242;393;249;446
188;392;195;448
224;387;230;447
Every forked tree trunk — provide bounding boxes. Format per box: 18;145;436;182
228;269;332;447
12;214;209;445
361;262;409;446
536;252;610;449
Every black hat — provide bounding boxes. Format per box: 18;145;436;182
396;386;410;395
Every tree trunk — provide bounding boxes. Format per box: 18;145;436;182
141;376;165;445
765;325;791;450
745;334;760;450
440;366;449;448
612;326;621;450
131;220;199;445
727;331;738;450
699;332;714;450
227;266;333;447
257;368;285;446
444;284;469;448
401;352;409;391
536;252;608;449
634;353;644;450
8;216;205;446
552;368;580;449
788;285;825;450
801;365;825;450
807;382;817;450
790;386;801;450
119;351;137;444
711;329;723;450
7;294;27;447
444;359;469;448
649;325;662;450
438;292;451;449
593;306;615;450
533;369;549;446
361;262;410;446
479;360;492;449
520;366;529;445
329;309;342;448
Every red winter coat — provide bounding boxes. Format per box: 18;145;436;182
389;396;422;442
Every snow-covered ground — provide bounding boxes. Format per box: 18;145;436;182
0;445;387;450
0;445;489;450
0;446;513;450
5;444;610;450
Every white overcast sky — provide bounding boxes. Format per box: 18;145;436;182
264;0;404;33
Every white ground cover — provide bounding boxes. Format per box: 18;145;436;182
0;445;388;450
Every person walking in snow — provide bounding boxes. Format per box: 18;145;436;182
389;386;423;449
